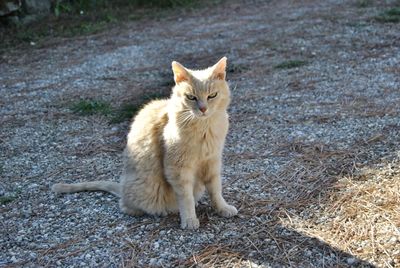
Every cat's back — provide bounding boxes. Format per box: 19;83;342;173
133;99;168;124
122;99;175;213
126;99;168;153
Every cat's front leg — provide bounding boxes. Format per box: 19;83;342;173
206;177;238;217
167;168;199;229
205;159;238;217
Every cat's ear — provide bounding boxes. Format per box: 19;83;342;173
210;57;227;80
172;61;190;84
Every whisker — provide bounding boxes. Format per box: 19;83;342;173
177;111;194;128
183;113;195;128
181;114;194;128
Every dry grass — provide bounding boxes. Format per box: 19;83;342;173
287;164;400;267
272;141;361;208
180;132;399;267
182;245;244;267
273;137;400;267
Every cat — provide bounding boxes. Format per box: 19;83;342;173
52;57;237;229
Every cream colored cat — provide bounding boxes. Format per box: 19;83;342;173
52;57;237;229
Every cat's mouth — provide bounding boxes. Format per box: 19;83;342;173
194;111;209;119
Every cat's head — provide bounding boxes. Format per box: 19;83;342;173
171;57;230;119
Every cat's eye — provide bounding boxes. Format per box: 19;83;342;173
208;92;218;99
186;94;197;101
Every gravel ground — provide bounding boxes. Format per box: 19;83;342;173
1;0;400;267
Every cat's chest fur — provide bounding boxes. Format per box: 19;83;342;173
195;120;226;158
164;112;228;162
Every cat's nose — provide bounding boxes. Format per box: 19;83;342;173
197;101;207;114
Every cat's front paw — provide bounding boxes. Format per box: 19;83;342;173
181;217;200;230
217;205;238;217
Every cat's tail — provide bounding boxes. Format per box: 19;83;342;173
51;181;120;197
